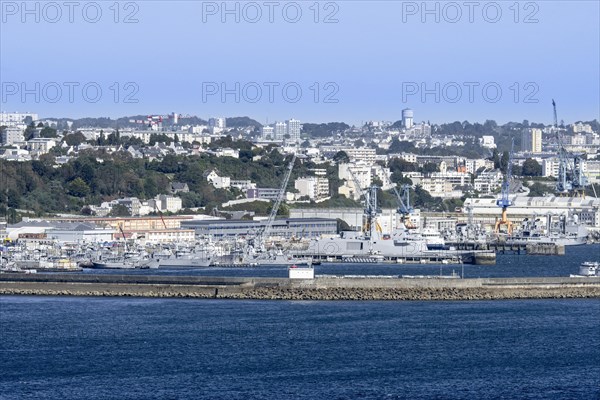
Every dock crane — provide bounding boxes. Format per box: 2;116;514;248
553;99;574;195
495;138;515;234
391;184;415;229
346;167;380;238
553;99;589;197
255;153;296;250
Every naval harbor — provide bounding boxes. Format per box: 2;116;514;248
2;140;600;298
1;189;599;300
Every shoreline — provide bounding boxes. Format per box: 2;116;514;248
1;273;600;301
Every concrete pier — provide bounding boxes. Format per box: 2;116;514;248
1;273;599;301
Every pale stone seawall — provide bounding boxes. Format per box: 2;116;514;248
1;274;600;301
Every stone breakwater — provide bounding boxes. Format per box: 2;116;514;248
1;274;600;301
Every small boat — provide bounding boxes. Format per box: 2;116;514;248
570;261;600;277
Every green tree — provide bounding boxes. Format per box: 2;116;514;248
67;178;90;197
522;158;542;176
528;182;549;197
65;131;86;146
40;126;58;138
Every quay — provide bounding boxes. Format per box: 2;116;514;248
1;273;599;301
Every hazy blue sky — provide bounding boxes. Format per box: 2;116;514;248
1;1;598;125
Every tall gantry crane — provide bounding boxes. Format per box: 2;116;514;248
495;138;515;234
346;167;380;238
553;99;573;195
255;153;296;250
553;99;589;197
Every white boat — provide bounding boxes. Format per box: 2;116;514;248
571;261;600;277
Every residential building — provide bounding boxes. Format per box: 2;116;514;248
0;112;38;126
205;170;231;189
261;125;274;140
522;128;543;153
343;147;377;164
295;177;330;201
274;122;287;141
286;118;301;141
27;138;56;156
474;170;503;194
214;148;239;158
246;188;282;201
1;126;24;145
156;195;182;213
230;180;256;191
572;122;593;134
402;108;414;129
171;182;189;193
479;135;496;149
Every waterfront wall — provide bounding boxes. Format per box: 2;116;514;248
1;274;599;301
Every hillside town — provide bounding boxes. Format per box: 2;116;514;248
1;108;599;271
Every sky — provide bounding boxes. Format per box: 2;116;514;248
1;0;599;125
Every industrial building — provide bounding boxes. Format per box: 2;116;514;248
180;218;337;239
289;208;421;234
463;196;600;228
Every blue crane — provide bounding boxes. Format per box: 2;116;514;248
494;138;514;234
392;184;415;228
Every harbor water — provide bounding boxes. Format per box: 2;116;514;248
1;296;599;399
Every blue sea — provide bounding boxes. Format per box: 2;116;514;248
1;245;599;399
1;297;599;399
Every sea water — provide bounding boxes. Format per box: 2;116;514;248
1;297;599;399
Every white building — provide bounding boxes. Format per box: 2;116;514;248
343;147;377;164
419;178;459;198
479;135;496;149
474;170;504;194
27;138;56;155
145;229;195;244
205;170;231;189
338;163;372;201
1;126;24;145
214;148;239;158
402;108;414;130
0;148;31;161
572;122;593;134
209;117;226;129
430;171;470;187
464;158;494;175
542;158;560;178
295;176;329;201
0;112;38;126
522;128;543;153
464;196;600;228
261;125;274;140
274;122;287;141
230;180;256;191
156;195;183;213
286;118;301;141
